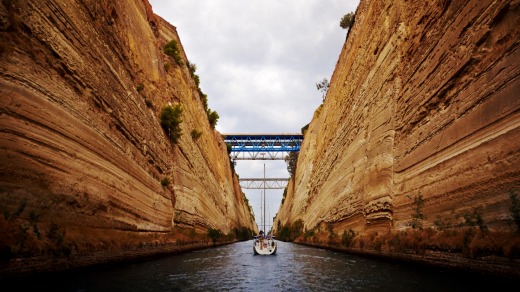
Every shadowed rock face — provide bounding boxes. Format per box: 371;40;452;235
275;0;519;234
0;0;255;264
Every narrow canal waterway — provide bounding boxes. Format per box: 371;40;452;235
8;240;518;291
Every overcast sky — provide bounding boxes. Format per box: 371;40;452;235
149;0;360;232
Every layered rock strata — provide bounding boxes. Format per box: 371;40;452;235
276;0;519;245
0;0;255;274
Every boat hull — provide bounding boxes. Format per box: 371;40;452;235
253;238;277;255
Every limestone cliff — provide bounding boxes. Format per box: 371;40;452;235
0;0;255;274
275;0;519;274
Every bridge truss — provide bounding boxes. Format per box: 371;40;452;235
239;178;290;189
222;133;303;160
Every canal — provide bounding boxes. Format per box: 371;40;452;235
6;240;518;291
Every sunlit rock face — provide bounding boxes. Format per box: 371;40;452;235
0;0;255;259
275;0;519;234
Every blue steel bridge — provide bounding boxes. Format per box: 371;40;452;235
222;133;303;160
222;133;303;190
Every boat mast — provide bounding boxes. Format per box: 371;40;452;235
263;163;266;234
259;189;262;233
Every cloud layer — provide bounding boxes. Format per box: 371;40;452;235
149;0;359;231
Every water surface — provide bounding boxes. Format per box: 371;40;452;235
7;240;519;291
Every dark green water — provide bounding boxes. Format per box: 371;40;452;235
4;240;519;291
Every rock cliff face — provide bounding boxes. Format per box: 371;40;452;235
275;0;519;263
0;0;255;272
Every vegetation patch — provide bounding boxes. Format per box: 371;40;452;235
276;219;304;242
207;228;223;244
0;198;73;260
160;104;183;144
191;129;202;140
164;40;183;65
207;110;219;128
231;227;254;241
161;177;170;187
275;192;520;260
164;61;171;71
186;60;220;128
340;12;355;29
409;194;425;229
341;229;356;247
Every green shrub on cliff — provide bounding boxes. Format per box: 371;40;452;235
409;194;425;229
200;93;209;111
207;109;219;128
340;12;355;29
327;223;336;242
185;60;220;129
164;62;171;71
164;40;183;65
191;129;202;140
277;219;304;241
161;177;170;187
160;104;183;144
232;227;253;241
463;208;487;232
207;228;223;244
341;229;356;247
187;60;200;87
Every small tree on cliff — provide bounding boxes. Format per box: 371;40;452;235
160;104;183;144
316;78;329;102
340;12;355;29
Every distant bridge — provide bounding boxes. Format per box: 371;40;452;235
239;178;290;189
222;133;303;160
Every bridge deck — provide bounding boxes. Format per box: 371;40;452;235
222;133;303;153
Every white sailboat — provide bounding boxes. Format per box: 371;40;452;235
253;231;276;255
253;164;277;255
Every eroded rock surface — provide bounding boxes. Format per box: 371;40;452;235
0;0;255;273
276;0;519;237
